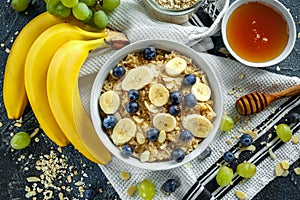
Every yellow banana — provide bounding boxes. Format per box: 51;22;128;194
3;12;67;119
47;38;112;164
24;23;107;147
3;11;101;120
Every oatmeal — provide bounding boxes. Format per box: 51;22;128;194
154;0;199;10
98;47;216;163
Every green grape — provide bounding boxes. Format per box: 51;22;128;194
79;0;96;6
81;8;93;23
236;162;256;178
47;2;71;18
44;0;61;6
100;0;120;12
93;10;109;29
56;2;71;18
10;131;31;150
46;3;56;15
216;166;233;186
61;0;78;8
219;114;234;131
137;179;156;200
72;2;90;21
11;0;29;12
276;123;292;142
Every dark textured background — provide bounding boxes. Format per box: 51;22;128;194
0;0;299;199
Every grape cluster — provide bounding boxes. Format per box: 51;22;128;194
44;0;120;29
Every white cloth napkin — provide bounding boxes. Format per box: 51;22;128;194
77;0;300;199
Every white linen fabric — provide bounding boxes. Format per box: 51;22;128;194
77;0;300;199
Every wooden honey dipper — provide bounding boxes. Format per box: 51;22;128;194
236;84;300;116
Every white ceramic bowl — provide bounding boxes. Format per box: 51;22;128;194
90;39;223;170
221;0;296;67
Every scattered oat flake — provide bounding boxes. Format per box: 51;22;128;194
5;48;10;53
26;177;41;182
126;185;137;196
43;190;53;199
242;129;258;139
119;171;131;180
282;170;289;177
58;192;64;200
0;122;3;127
0;43;4;47
280;160;290;170
30;128;39;138
235;190;247;200
292;135;300;144
75;181;84;186
25;191;37;198
293;167;300;175
298;32;300;39
226;139;233;145
14;122;22;127
240;145;256;152
238;74;245;79
275;162;285;176
268;148;277;160
276;66;281;71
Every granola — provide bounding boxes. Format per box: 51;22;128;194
153;0;199;10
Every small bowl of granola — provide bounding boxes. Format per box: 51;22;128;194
144;0;204;24
90;39;223;170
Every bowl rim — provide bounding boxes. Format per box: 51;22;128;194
221;0;296;68
90;39;223;170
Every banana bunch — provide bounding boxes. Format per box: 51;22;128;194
4;11;129;164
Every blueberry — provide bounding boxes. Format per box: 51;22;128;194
125;101;139;114
162;179;179;195
121;144;133;157
146;128;159;141
223;151;235;162
128;89;139;101
286;112;300;124
171;149;185;162
184;93;197;108
84;188;97;199
112;65;125;78
183;74;196;86
180;130;193;141
199;146;212;159
240;134;253;146
102;115;117;129
170;91;182;105
144;46;157;60
169;105;181;116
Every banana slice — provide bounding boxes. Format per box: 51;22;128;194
111;118;136;145
191;82;211;101
152;113;176;132
121;66;154;91
165;57;187;77
99;91;120;114
182;114;213;138
148;83;169;107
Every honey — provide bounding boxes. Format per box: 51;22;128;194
226;2;289;63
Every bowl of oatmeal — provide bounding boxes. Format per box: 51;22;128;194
144;0;204;24
90;39;223;170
